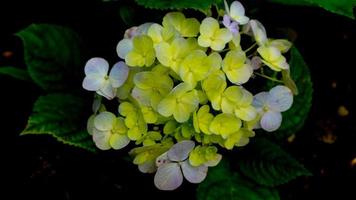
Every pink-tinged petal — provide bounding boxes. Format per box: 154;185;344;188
156;152;171;168
109;61;129;88
154;163;183;191
97;80;116;100
82;75;104;91
260;111;282;132
168;140;195;162
180;160;208;184
268;85;293;112
138;160;157;173
84;57;109;76
251;56;262;70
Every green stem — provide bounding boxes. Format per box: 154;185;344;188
244;43;257;54
254;72;283;83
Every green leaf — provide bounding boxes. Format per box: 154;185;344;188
21;93;96;152
197;159;280;200
278;47;313;139
134;0;222;10
119;5;136;25
0;66;31;81
266;47;313;139
16;24;84;91
268;0;356;19
238;138;311;187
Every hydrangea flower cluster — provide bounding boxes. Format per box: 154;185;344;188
83;1;295;190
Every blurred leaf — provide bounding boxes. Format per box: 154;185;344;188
119;5;136;25
21;93;96;152
238;138;312;187
278;47;313;139
266;47;313;139
16;24;84;91
268;0;356;19
197;159;280;200
0;66;31;81
134;0;222;10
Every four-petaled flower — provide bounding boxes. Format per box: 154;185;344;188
253;85;293;132
154;140;209;190
82;58;129;100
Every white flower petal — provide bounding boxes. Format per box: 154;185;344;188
230;1;245;18
92;129;111;150
237;16;249;25
136;22;154;35
154;163;183;191
82;75;104;91
94;111;116;131
156;152;171;168
168;140;195;162
84;57;109;76
116;39;133;59
109;134;130;150
250;20;267;46
230;1;249;25
253;91;270;109
260;111;282;132
109;61;129;88
181;160;208;184
97;80;116;100
268;85;293;112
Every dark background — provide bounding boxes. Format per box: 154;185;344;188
1;0;356;199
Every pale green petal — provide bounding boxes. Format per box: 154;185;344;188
147;23;164;44
215;28;233;44
180;18;200;37
110;134;130;150
118;102;136;116
125;51;145;67
197;36;211;48
200;17;219;37
235;105;257;121
209;113;241;138
87;115;95;135
93;129;111;150
157;96;176;117
94;111;116;131
268;39;292;53
174;105;191;123
154;42;172;67
163;12;185;31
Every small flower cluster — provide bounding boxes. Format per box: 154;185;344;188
83;1;294;190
